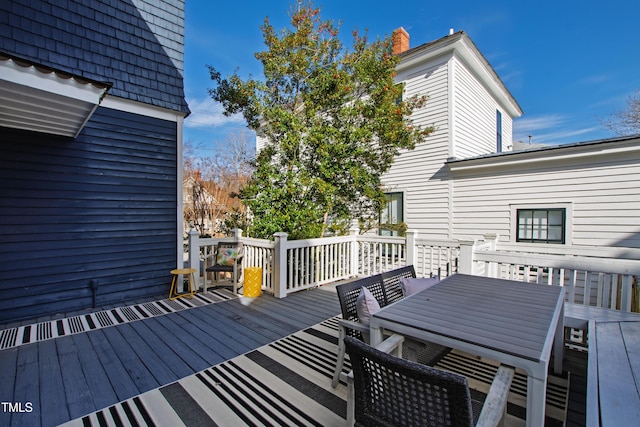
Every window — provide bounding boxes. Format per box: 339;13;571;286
496;110;503;153
380;192;403;236
516;208;566;244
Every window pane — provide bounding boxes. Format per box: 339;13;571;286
548;210;563;225
532;211;547;240
548;225;563;241
381;192;403;236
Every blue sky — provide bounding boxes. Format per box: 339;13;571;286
183;0;639;154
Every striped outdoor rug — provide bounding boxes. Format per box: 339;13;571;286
61;317;568;427
0;289;235;350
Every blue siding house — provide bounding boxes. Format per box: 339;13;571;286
0;0;189;322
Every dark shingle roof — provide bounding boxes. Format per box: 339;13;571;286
0;0;189;115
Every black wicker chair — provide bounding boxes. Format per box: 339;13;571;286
380;264;418;303
332;266;449;388
344;335;515;427
205;241;243;294
331;274;385;387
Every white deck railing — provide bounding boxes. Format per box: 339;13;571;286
464;238;640;312
186;229;640;313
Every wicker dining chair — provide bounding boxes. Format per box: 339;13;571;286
344;335;515;427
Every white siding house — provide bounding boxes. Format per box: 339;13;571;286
383;29;522;240
255;27;640;250
447;135;640;248
385;28;640;250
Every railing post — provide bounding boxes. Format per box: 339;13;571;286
188;228;200;273
349;227;359;277
406;229;417;268
483;233;498;250
483;234;499;277
273;232;288;298
458;240;476;274
232;228;243;241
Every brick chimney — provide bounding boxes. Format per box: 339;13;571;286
392;27;410;54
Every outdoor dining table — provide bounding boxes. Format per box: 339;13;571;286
369;273;565;427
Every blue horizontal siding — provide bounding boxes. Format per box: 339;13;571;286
0;107;178;322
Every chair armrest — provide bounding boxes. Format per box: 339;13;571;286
476;365;515;427
337;318;369;335
374;333;405;357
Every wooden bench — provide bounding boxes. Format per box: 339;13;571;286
565;302;640;330
587;320;640;427
564;303;640;346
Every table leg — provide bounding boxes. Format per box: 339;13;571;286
369;323;384;347
527;374;547;427
553;315;564;375
549;301;565;375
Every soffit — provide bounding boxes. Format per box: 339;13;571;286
0;54;111;138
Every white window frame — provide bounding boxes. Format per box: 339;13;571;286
380;191;405;236
510;203;573;244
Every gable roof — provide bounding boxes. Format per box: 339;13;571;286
0;0;189;115
397;31;523;118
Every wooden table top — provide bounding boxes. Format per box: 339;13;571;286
373;273;565;362
595;321;640;426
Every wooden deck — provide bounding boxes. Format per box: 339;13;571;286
0;287;341;427
0;284;587;427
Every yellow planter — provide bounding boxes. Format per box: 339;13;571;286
244;267;262;297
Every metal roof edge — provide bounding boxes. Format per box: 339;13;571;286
447;134;640;168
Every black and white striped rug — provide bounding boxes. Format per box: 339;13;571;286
61;317;568;427
0;289;235;350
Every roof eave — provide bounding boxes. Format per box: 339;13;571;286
396;31;523;118
0;53;111;138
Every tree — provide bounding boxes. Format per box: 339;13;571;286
602;90;640;136
208;1;432;239
183;131;254;236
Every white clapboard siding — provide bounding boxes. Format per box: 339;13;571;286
450;140;640;247
452;58;512;158
384;56;453;239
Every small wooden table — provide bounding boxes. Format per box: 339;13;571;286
169;268;197;300
370;273;565;427
588;320;640;426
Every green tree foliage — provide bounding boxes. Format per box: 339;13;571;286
208;1;432;239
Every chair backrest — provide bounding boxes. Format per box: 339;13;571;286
214;241;243;266
381;265;416;304
344;335;474;427
335;274;385;323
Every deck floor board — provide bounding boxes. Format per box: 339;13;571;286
70;332;119;411
56;337;95;420
38;339;70;426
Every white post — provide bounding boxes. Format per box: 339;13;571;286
406;229;417;269
232;228;243;241
483;233;498;250
483;234;499;277
188;229;200;274
273;232;288;298
187;229;201;291
458;240;476;274
349;227;359;277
